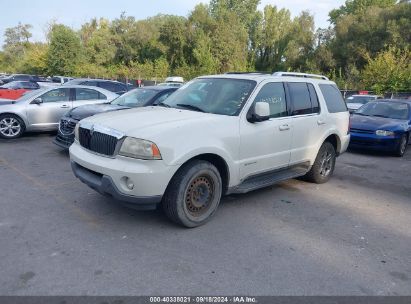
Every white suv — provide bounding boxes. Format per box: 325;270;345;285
69;72;350;227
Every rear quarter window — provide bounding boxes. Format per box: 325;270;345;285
319;84;347;113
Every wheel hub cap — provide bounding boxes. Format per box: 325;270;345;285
186;175;214;216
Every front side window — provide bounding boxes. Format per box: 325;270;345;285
40;88;70;103
163;78;256;116
288;82;313;115
253;82;287;118
111;88;157;107
319;84;347;113
75;88;102;101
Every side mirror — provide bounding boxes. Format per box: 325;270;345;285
32;97;43;105
249;102;270;123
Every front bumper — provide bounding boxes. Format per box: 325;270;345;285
69;142;179;207
54;132;74;149
349;132;401;151
71;161;161;210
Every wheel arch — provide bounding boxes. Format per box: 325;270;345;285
168;153;231;195
323;133;342;155
0;112;27;128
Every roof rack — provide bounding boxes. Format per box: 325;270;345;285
273;72;329;81
225;72;270;75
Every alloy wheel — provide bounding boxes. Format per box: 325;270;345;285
0;117;21;138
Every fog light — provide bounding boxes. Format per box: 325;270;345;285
125;177;134;190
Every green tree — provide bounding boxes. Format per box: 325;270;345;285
362;47;411;94
329;0;397;24
47;24;81;75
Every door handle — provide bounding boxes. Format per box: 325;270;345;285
61;105;70;108
317;120;326;125
279;124;290;131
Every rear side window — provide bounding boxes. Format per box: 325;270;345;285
288;83;312;115
98;82;126;94
319;84;347;113
253;82;287;118
75;88;105;101
308;84;320;113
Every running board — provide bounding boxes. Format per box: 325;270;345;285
228;163;310;194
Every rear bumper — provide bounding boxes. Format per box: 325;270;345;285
71;161;161;210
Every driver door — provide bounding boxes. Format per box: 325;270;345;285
26;88;72;130
239;82;293;180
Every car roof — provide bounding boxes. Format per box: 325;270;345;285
349;94;379;97
54;85;119;96
198;73;336;85
141;85;178;91
379;99;411;105
68;78;124;84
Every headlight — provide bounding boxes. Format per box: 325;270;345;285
74;123;80;141
119;137;162;160
376;130;394;136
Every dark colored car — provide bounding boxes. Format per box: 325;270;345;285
54;86;178;149
64;78;134;95
0;81;40;100
349;100;411;156
0;74;33;85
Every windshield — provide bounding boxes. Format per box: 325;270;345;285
163;78;256;116
14;88;46;103
111;88;157;107
356;102;409;120
346;96;376;104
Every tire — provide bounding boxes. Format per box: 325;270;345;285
0;114;25;139
394;134;408;157
162;160;223;228
304;141;336;184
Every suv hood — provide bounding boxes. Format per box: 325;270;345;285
81;106;226;138
67;103;130;121
350;114;408;132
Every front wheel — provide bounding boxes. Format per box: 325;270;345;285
0;114;25;139
304;142;336;184
162;160;222;228
394;134;408;157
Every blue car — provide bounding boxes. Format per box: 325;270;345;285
349;100;411;156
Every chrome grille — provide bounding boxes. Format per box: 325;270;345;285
79;127;119;156
59;118;76;135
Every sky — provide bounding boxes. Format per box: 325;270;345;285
0;0;345;47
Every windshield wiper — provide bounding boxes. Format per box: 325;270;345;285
373;114;389;118
355;113;369;116
157;102;171;108
176;103;205;112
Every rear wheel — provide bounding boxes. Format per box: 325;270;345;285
162;160;222;228
0;114;25;139
394;134;408;157
304;142;336;184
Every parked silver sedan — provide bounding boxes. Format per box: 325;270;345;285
0;85;118;139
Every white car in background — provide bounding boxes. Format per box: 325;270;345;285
346;94;381;113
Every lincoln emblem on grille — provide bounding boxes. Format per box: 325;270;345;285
89;126;95;135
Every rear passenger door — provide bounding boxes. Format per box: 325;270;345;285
239;82;293;179
72;88;107;108
287;82;324;165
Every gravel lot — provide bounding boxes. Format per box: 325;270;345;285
0;133;410;296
